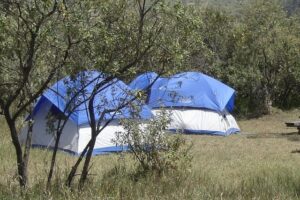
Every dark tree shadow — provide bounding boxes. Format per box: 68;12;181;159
291;149;300;154
245;132;300;141
244;131;300;154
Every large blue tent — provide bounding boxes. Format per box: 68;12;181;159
31;71;152;125
21;71;152;155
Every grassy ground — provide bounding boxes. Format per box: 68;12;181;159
0;109;300;199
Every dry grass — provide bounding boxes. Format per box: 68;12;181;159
0;109;300;199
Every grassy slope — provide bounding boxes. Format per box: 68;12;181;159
0;109;300;199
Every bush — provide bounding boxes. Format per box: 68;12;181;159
115;110;192;175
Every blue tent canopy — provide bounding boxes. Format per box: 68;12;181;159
129;72;160;90
130;72;236;112
31;71;152;125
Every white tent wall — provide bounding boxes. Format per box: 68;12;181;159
19;102;129;155
152;108;240;135
223;113;240;134
77;120;126;155
19;100;80;154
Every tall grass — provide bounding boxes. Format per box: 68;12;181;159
0;109;300;199
2;164;300;199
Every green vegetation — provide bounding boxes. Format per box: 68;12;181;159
0;0;300;198
191;0;300;116
0;110;300;199
0;0;201;189
116;110;192;174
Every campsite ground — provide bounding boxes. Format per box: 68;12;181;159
1;109;300;199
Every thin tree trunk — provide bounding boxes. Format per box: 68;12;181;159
4;111;27;187
78;136;96;190
46;126;62;190
77;93;97;190
22;119;33;186
65;141;91;187
263;86;272;115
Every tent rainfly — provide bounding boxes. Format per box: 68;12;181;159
129;71;240;136
20;71;152;155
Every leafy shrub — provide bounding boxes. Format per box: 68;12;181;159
115;110;192;175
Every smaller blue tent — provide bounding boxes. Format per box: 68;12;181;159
149;72;235;112
129;71;240;135
129;72;160;91
130;72;235;112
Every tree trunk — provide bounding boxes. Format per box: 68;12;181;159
77;93;97;190
262;86;272;115
22;119;33;187
46;128;62;190
65;141;90;187
78;136;96;190
4;111;27;188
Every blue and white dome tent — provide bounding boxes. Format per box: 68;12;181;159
130;71;240;136
20;71;152;155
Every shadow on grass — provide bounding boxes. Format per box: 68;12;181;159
245;132;300;155
245;132;300;141
291;149;300;153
